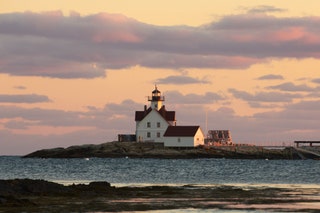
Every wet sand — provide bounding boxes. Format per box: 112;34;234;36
1;179;320;212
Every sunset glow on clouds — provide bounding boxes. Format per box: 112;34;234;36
2;11;320;78
1;0;320;154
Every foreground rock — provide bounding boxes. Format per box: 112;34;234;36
24;141;299;159
1;179;320;212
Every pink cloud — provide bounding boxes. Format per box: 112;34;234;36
88;13;142;43
1;11;320;78
93;12;135;24
227;56;263;68
272;27;307;41
92;31;141;43
267;27;320;44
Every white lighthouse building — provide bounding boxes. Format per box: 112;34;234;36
135;86;176;142
134;86;204;147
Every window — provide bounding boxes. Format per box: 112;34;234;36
157;132;160;138
177;138;181;142
147;122;151;128
157;122;161;128
147;132;151;138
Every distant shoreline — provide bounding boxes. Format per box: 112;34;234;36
22;141;320;160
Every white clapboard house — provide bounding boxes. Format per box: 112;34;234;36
135;86;204;147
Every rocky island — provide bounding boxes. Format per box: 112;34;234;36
23;141;312;160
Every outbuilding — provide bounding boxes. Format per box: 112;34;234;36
163;126;204;147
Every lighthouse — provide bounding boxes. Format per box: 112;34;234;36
148;85;164;110
135;86;175;142
132;86;204;146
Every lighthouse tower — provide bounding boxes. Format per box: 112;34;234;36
148;85;164;110
135;86;175;142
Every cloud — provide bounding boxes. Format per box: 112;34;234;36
246;5;287;14
1;11;320;78
266;82;316;92
288;100;320;111
229;88;302;102
0;129;115;155
312;78;320;84
0;94;51;103
172;99;320;145
257;74;284;80
246;102;283;109
166;91;225;104
251;101;320;137
3;120;31;130
0;99;139;131
0;106;84;126
156;75;210;85
0;100;140;154
14;86;27;90
208;15;320;58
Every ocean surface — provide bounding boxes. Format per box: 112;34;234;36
1;156;320;187
2;156;320;212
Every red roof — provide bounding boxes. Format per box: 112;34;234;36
135;106;175;122
163;126;201;137
135;107;152;121
158;106;175;121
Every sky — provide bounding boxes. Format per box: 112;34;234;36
1;0;320;155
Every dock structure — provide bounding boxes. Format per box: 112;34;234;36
294;141;320;147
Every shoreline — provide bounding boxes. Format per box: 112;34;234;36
1;179;320;212
23;141;320;160
54;180;320;189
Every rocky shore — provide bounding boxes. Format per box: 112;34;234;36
1;179;320;212
24;141;303;159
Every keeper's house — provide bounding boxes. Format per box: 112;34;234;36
134;86;204;147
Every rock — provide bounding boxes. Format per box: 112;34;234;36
0;179;71;196
1;179;320;212
68;181;115;195
0;195;36;207
0;179;114;198
23;141;292;159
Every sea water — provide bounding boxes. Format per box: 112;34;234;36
1;156;319;186
1;156;320;212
